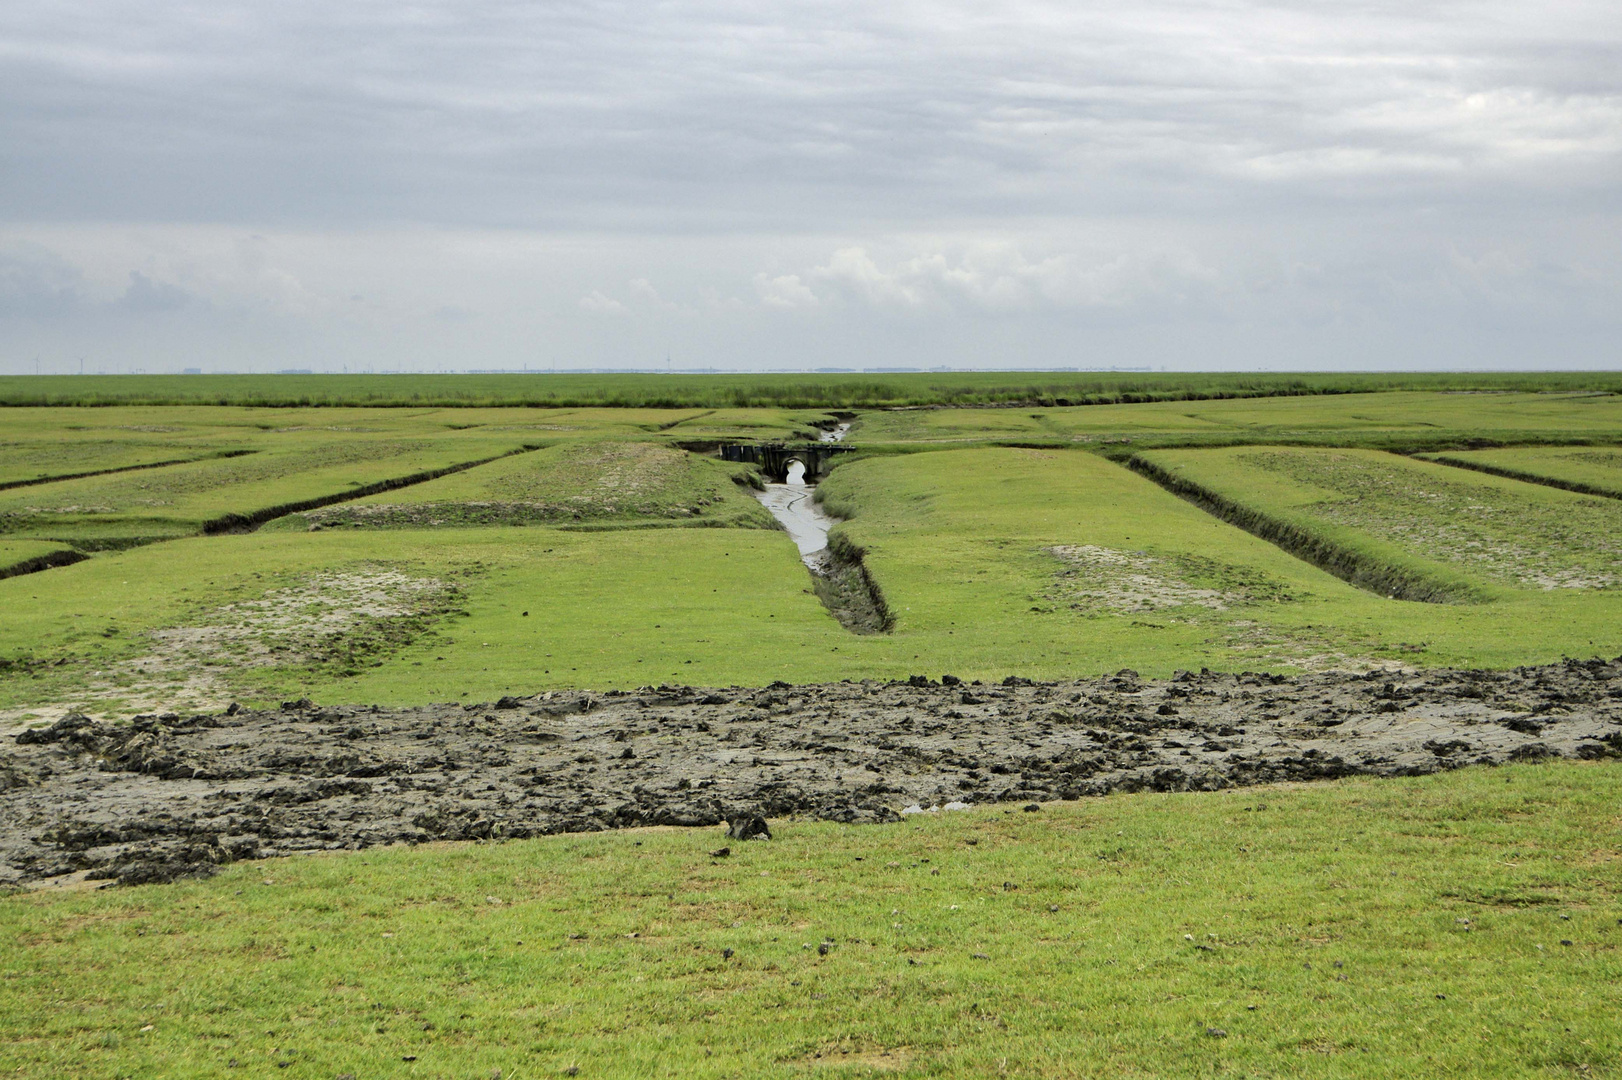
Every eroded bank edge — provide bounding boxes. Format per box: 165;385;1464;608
0;548;90;581
810;531;894;634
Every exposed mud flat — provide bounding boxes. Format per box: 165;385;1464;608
3;660;1619;887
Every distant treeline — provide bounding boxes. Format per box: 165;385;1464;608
0;371;1617;410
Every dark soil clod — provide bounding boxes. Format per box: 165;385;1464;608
726;816;772;842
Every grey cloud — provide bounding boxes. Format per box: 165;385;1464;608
0;2;1617;372
1;1;1617;229
117;270;195;313
1;246;204;321
0;245;85;318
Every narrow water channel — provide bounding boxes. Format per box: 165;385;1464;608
819;423;851;443
754;460;840;566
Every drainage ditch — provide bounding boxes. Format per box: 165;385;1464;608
751;462;891;633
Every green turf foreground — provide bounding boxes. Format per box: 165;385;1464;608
2;761;1617;1078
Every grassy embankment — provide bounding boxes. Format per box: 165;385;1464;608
264;440;774;532
2;372;1620;410
1134;447;1622;601
2;759;1618;1078
1419;446;1622;500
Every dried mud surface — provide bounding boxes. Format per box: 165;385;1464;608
3;661;1620;887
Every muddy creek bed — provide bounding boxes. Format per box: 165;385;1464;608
4;660;1620;886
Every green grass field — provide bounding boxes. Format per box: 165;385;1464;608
4;371;1621;409
2;758;1617;1078
853;391;1622;451
4;381;1622;1077
7;443;1622;721
820;447;1622;674
0;442;236;489
0;527;835;716
0;436;532;544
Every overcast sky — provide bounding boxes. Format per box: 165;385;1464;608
2;0;1618;373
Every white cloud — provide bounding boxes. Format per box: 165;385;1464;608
577;290;626;314
753;272;819;309
627;277;690;314
803;244;1219;313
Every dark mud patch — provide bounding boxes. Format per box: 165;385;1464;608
4;660;1620;886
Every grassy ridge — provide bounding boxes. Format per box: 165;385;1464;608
3;372;1621;409
1420;446;1622;501
2;759;1618;1077
1126;453;1483;604
263;441;774;532
1135;447;1622;600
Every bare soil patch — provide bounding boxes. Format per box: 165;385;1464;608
2;660;1618;887
0;567;463;726
1048;545;1245;613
